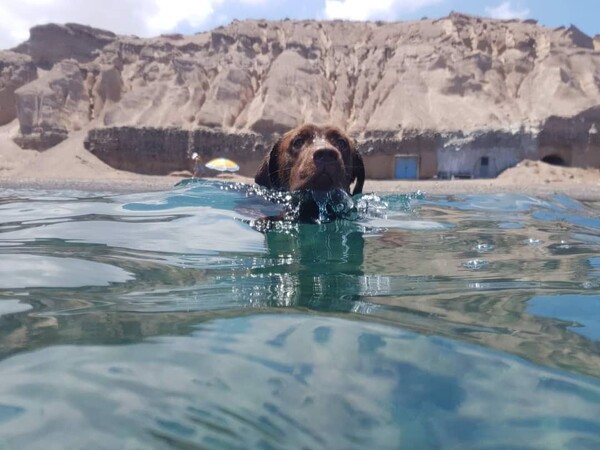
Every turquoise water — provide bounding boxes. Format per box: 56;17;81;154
0;180;599;449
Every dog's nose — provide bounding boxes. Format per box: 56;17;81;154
313;148;339;165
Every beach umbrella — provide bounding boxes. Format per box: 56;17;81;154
205;157;240;173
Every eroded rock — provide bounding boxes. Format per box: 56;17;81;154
12;23;116;69
6;14;600;168
14;60;89;150
0;51;37;125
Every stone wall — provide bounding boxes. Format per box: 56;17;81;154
84;109;600;179
84;125;444;178
85;127;190;174
437;131;538;178
84;127;270;176
357;133;438;179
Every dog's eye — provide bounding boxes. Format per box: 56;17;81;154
335;137;349;150
291;136;304;150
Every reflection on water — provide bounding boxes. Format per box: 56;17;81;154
1;315;599;449
0;182;599;448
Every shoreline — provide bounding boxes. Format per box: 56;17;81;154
2;175;600;201
2;120;600;201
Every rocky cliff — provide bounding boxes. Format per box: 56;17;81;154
0;51;37;126
2;14;600;176
13;23;117;70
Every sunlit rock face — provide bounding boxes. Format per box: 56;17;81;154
0;51;37;126
12;23;117;69
14;60;89;150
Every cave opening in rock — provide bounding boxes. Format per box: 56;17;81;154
541;155;567;166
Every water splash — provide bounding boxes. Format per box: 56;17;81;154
308;189;357;223
177;180;398;227
356;193;389;219
463;259;491;270
474;243;496;253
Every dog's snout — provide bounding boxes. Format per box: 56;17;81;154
313;148;339;165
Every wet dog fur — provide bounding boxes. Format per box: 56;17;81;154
254;124;365;223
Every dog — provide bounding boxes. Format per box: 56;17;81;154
254;124;365;224
255;124;365;194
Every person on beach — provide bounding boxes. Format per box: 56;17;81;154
191;152;205;178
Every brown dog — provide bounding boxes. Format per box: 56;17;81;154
255;124;365;196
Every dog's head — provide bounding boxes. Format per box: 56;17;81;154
255;124;365;195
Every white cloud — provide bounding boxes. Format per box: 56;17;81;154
0;0;231;50
146;0;224;34
0;4;33;44
323;0;441;21
0;0;441;50
0;0;146;49
485;1;530;20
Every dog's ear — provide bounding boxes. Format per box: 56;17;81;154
351;150;365;196
255;139;282;189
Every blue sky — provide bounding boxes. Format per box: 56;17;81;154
0;0;598;51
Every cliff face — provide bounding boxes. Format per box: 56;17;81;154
2;14;600;176
12;23;117;69
95;16;600;135
14;60;90;150
0;51;37;126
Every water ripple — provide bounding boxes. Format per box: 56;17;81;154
0;183;600;448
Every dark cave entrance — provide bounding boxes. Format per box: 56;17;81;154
541;155;567;166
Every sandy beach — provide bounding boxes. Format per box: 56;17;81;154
2;120;600;200
3;173;600;202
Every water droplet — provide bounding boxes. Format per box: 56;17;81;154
582;281;599;289
523;238;543;246
356;193;389;219
474;243;495;253
463;259;490;270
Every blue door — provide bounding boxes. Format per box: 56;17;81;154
394;157;418;179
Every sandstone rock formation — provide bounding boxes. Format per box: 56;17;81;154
0;51;37;126
14;60;90;150
3;13;600;177
12;23;117;69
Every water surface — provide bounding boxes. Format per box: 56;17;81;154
0;181;599;449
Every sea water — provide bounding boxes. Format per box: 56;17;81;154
0;180;599;449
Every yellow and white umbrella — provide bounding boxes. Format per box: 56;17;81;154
205;157;240;173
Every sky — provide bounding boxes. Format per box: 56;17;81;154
0;0;598;51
